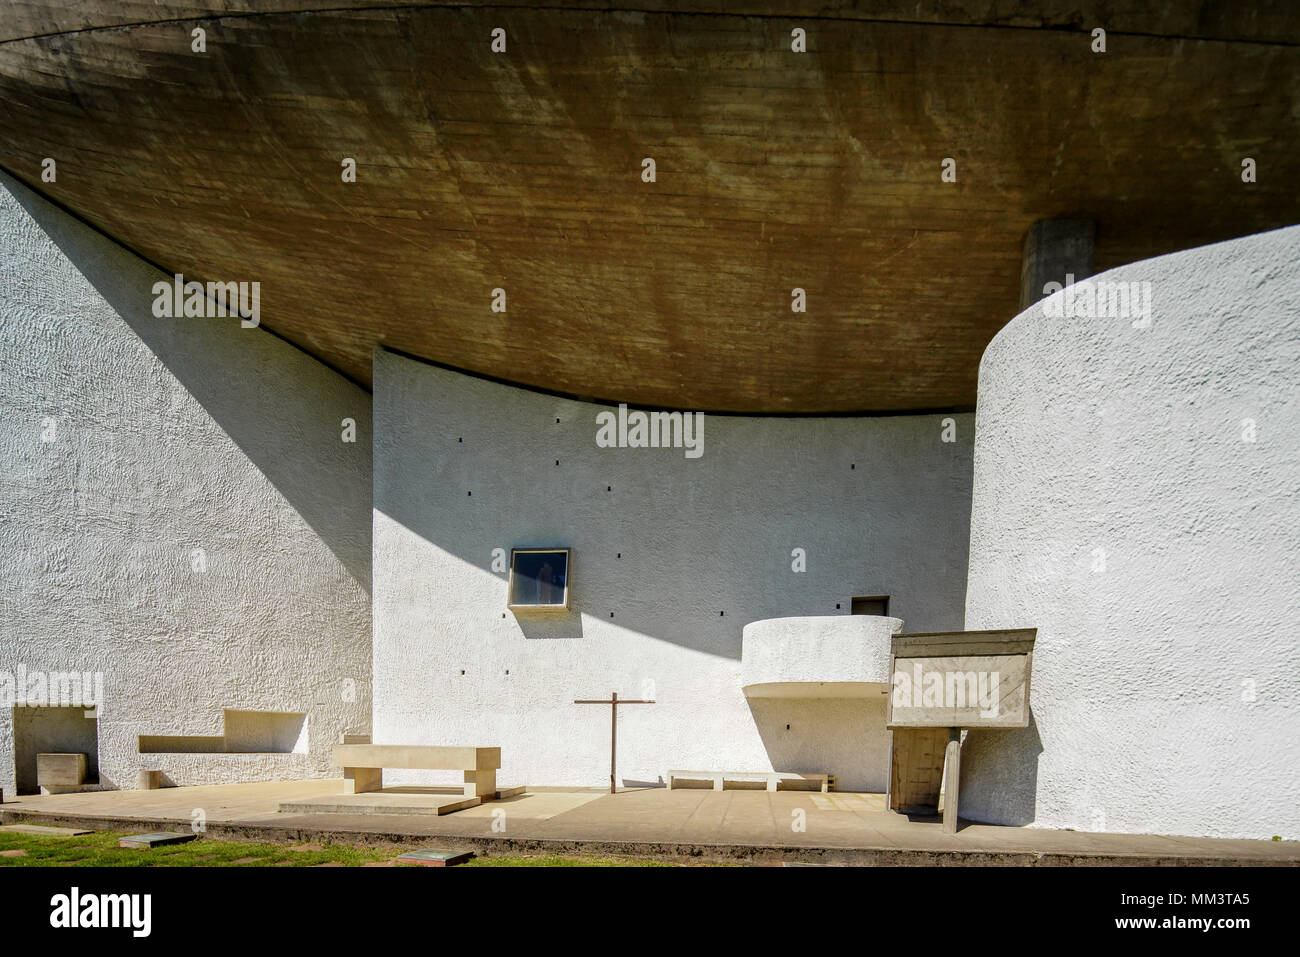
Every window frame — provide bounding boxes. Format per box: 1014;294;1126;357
507;547;572;611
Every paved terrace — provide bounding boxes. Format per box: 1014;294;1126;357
1;781;1295;866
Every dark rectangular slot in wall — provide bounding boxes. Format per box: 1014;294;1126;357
852;595;890;616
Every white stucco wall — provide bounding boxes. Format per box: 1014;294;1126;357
961;226;1300;840
0;172;372;793
372;349;973;792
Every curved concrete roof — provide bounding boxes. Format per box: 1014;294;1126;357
1;2;1297;410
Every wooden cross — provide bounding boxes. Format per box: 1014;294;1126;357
573;691;655;793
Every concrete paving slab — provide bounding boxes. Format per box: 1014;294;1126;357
2;779;341;822
118;832;197;849
394;848;474;867
0;823;92;836
449;790;604;822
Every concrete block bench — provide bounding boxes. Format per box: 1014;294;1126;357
666;770;832;792
332;744;501;798
37;753;87;794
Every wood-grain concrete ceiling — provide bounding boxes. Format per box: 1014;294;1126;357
1;2;1297;411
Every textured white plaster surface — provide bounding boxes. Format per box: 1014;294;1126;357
741;615;900;696
961;227;1300;840
0;173;372;793
372;350;973;793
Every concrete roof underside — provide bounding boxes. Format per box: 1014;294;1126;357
1;2;1297;412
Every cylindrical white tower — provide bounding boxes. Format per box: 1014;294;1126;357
960;227;1300;840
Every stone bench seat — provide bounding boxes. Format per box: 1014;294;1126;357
666;770;832;792
37;753;88;794
333;744;501;798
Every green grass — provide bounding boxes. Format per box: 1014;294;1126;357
0;829;679;867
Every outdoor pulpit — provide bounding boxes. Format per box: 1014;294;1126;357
885;628;1037;833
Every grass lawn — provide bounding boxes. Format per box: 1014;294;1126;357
0;828;678;867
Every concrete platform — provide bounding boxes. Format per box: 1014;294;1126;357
280;788;484;816
1;780;1296;866
279;783;531;816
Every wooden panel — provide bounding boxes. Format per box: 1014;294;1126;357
889;727;947;813
892;628;1037;658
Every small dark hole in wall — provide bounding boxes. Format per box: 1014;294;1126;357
458;437;463;443
836;603;841;610
555;460;560;466
610;612;614;618
556;418;560;423
607;486;612;492
720;611;725;616
850;463;855;469
467;490;472;496
505;670;510;675
616;553;621;559
501;612;506;618
460;670;465;676
786;724;790;731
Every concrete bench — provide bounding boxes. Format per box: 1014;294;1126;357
666;770;831;792
37;753;87;794
332;744;501;798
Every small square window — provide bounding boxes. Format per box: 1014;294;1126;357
851;595;889;616
508;548;571;610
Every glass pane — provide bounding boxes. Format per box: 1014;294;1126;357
510;551;568;605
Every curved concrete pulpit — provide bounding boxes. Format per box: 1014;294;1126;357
741;615;902;697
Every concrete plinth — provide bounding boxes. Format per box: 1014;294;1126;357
37;754;86;789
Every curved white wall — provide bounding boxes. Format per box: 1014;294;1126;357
372;349;974;793
741;615;899;696
0;172;372;792
961;227;1300;840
